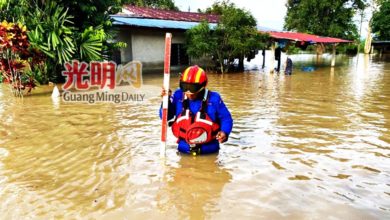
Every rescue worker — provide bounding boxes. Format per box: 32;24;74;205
160;65;233;155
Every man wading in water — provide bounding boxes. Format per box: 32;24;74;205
160;65;233;155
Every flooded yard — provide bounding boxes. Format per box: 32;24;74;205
0;54;389;219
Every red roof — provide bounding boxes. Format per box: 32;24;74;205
118;5;219;23
267;31;352;44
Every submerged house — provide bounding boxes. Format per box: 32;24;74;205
111;6;218;71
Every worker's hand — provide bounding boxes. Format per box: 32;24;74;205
216;131;227;143
160;87;172;98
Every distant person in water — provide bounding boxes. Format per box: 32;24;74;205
160;65;233;155
285;57;293;75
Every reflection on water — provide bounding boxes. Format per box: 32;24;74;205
0;54;389;219
157;156;231;220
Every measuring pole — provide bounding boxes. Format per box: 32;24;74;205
161;33;172;157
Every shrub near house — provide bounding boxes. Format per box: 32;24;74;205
0;21;45;96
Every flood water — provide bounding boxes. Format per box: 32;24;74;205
0;54;389;219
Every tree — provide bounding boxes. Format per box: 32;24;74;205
371;0;390;40
186;1;269;73
1;0;179;84
186;21;217;59
284;0;366;40
129;0;178;10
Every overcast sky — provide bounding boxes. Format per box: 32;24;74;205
174;0;287;30
174;0;371;38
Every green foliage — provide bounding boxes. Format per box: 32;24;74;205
25;1;76;82
27;2;76;65
186;1;269;73
0;0;29;22
284;0;366;40
55;0;122;31
78;26;104;61
25;61;48;85
1;0;179;83
0;0;6;9
201;0;230;14
186;21;217;58
336;44;358;55
53;0;125;60
359;38;366;52
371;0;390;40
123;0;179;10
285;45;301;54
111;42;128;49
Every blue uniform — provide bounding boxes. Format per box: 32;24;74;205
160;89;233;154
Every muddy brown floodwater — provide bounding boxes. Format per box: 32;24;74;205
0;54;389;219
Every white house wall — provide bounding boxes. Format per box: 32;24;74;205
117;27;186;71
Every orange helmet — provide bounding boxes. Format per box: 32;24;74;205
180;65;207;93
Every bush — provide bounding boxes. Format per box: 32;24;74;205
0;21;45;96
336;44;358;55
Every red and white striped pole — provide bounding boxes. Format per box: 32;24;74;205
161;33;172;157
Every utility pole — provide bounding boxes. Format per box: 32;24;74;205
357;10;364;54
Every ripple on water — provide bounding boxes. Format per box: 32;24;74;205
1;55;390;219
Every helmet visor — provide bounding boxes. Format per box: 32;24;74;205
180;82;204;93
